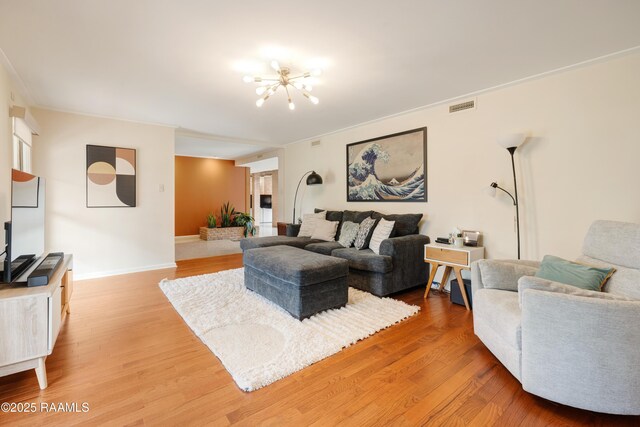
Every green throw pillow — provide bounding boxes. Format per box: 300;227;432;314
535;255;616;291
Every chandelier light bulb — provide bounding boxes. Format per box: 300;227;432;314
244;61;321;109
311;69;322;77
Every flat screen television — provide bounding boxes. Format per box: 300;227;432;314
260;194;272;209
2;169;45;283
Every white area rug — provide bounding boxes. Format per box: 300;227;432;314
159;268;419;391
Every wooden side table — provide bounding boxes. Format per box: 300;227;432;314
276;222;289;236
423;243;484;310
0;254;73;389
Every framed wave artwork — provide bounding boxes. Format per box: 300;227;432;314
346;127;427;202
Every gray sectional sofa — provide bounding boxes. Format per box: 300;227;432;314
240;209;430;297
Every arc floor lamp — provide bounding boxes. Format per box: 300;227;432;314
489;133;526;259
292;171;323;223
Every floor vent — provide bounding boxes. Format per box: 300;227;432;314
449;100;475;113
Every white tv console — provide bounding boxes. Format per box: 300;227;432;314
0;254;73;389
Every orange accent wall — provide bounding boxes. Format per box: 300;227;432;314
175;156;248;236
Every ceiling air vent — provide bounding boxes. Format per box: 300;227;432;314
449;100;475;113
310;140;321;147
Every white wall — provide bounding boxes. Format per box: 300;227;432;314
32;108;176;279
236;148;286;223
285;53;640;267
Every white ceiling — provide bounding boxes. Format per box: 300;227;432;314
242;158;279;175
174;131;275;159
1;1;640;157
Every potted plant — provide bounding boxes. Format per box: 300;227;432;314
233;212;256;237
206;213;217;228
199;202;252;240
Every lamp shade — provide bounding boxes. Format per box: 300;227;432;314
306;171;323;185
487;182;498;197
497;133;526;149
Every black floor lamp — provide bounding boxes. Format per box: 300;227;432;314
292;171;323;224
489;133;526;259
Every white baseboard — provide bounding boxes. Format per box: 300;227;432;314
74;262;178;281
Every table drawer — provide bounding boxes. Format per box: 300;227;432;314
425;247;468;266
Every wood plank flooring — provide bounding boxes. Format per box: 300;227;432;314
0;254;637;426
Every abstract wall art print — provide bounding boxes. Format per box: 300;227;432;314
346;127;427;202
86;145;136;207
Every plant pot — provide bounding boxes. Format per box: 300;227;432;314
199;226;245;241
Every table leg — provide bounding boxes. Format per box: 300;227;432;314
439;266;453;292
423;262;440;298
453;267;470;310
35;357;48;389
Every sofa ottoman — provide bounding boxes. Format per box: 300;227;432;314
243;245;349;320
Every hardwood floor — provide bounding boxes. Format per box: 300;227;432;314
0;254;637;426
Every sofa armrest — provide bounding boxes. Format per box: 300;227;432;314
379;234;430;289
471;259;541;295
521;289;640;414
286;223;301;237
379;234;430;258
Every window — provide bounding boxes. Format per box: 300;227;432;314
12;117;32;173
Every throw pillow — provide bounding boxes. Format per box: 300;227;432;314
297;211;327;237
535;255;616;291
369;218;396;254
310;220;339;242
354;217;376;250
337;221;359;248
517;276;634;308
315;209;344;239
478;260;539;292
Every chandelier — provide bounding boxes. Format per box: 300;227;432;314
243;61;320;110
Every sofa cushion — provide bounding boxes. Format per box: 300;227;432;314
581;220;640;270
331;248;393;274
474;289;522;350
240;236;321;251
577;255;640;299
372;212;422;237
342;210;373;224
314;208;344;223
304;241;344;256
517;276;635;308
535;255;615;291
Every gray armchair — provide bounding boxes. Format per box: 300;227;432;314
471;220;640;415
